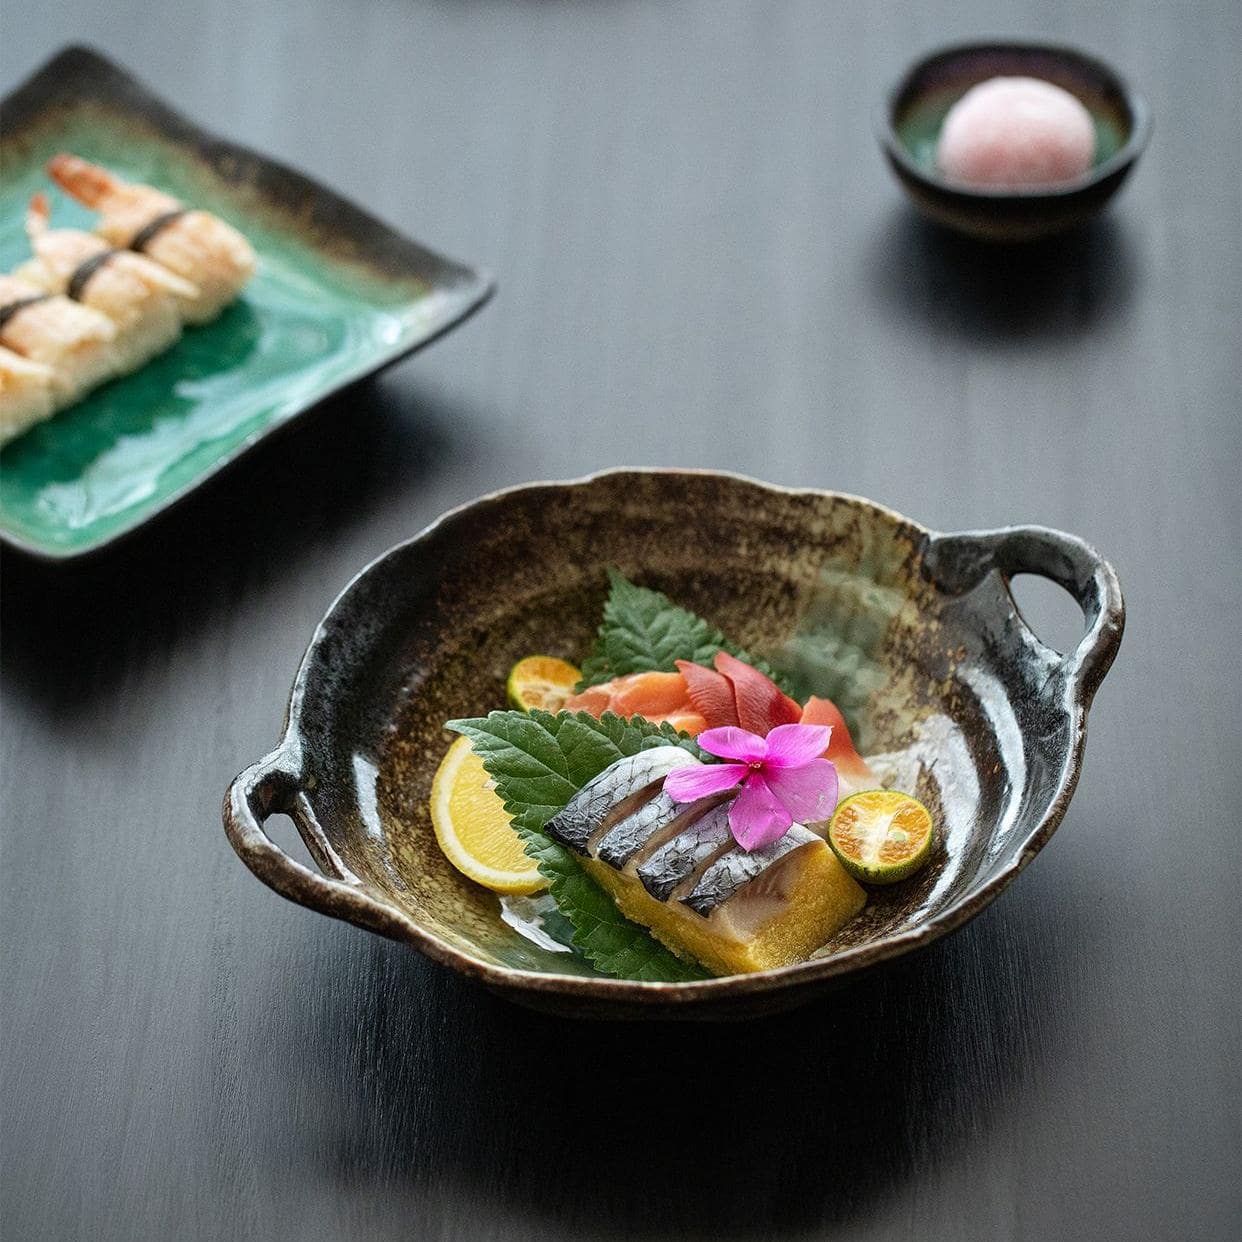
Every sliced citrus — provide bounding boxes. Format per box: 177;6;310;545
430;736;545;894
505;655;582;713
828;790;935;885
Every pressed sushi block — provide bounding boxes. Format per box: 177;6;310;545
544;747;866;975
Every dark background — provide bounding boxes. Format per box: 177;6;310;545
2;3;1239;1239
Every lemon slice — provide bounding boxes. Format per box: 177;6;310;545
828;790;935;885
430;736;545;894
505;655;582;713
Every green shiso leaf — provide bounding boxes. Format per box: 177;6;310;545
577;569;790;691
445;709;709;983
443;575;799;982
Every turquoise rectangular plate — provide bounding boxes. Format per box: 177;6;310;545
0;47;493;559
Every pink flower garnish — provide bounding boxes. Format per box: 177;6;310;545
663;723;839;852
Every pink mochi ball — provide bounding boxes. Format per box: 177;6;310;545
937;76;1096;188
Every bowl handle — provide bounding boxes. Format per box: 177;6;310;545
924;525;1125;706
223;746;415;942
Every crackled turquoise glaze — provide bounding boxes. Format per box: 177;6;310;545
1;88;486;557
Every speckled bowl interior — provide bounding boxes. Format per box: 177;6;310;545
224;471;1123;1018
879;42;1150;241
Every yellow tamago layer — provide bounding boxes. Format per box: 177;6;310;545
582;840;865;976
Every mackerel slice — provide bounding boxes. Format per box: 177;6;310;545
681;824;820;916
594;788;721;869
544;746;698;854
635;801;735;901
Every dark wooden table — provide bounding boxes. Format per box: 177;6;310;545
3;4;1239;1239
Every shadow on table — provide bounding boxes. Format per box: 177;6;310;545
277;871;1094;1239
867;205;1140;343
0;372;474;714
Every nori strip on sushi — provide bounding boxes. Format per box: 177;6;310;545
66;249;121;302
0;294;51;331
128;209;187;253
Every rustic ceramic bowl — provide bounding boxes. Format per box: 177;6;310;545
878;42;1151;241
223;471;1124;1019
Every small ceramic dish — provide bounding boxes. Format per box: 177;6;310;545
878;41;1151;241
0;47;493;559
223;471;1124;1020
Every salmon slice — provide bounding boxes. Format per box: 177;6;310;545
799;696;876;794
565;671;706;733
564;684;612;715
676;659;737;727
609;671;692;717
712;652;803;734
564;660;873;794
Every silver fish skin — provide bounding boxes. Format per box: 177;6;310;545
594;788;717;869
543;746;698;854
635;801;734;901
681;824;820;916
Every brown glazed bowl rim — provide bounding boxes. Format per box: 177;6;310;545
876;39;1153;201
223;469;1125;1010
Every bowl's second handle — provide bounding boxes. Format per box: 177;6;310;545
923;524;1125;707
223;748;414;941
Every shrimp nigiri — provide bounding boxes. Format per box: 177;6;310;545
47;154;256;324
0;273;118;411
0;346;57;447
17;193;200;374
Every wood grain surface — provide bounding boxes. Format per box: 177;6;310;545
2;3;1239;1239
